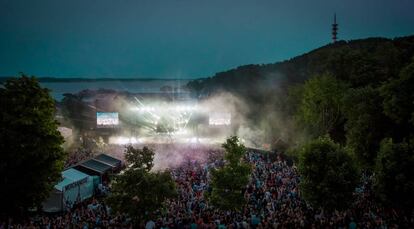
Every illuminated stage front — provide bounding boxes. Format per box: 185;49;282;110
95;95;234;145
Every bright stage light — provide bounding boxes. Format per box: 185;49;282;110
130;104;198;112
174;105;198;111
109;136;143;145
209;112;231;126
131;107;156;112
174;129;188;135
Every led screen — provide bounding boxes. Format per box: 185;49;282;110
97;112;119;127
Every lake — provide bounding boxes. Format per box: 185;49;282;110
40;79;190;101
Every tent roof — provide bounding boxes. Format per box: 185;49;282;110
55;178;72;191
62;168;89;181
80;159;112;174
94;154;121;167
54;168;89;191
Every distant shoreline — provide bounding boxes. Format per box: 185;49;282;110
0;77;200;83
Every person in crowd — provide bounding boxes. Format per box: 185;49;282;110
2;147;413;228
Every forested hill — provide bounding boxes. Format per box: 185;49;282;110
187;35;414;95
186;36;414;210
186;35;414;157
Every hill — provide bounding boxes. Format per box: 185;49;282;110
187;35;414;147
188;36;414;94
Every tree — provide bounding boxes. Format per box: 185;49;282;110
380;60;414;139
296;74;348;141
0;75;66;216
374;138;414;209
343;86;389;169
160;85;173;93
298;137;359;210
61;93;95;132
106;146;176;225
209;136;252;211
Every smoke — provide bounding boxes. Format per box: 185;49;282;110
151;143;222;171
61;73;308;170
110;86;300;154
198;71;308;151
102;143;223;171
197;91;264;148
58;126;75;150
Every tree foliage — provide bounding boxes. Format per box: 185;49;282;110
124;145;154;172
297;74;348;140
0;75;66;216
106;146;176;225
374;138;414;209
186;36;414;211
61;93;95;131
380;60;414;136
343;86;389;169
187;36;414;151
209;136;252;211
298;137;359;210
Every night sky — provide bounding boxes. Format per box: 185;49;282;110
1;0;413;79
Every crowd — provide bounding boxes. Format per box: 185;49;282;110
1;199;131;228
2;147;413;228
64;148;93;168
142;151;413;228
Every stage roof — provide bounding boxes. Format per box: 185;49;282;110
94;154;122;168
79;159;113;174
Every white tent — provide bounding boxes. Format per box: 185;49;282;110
42;168;94;212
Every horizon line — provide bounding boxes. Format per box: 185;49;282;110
0;76;205;82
